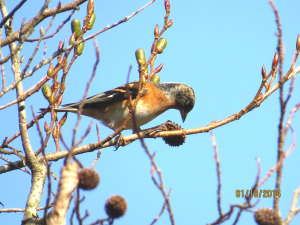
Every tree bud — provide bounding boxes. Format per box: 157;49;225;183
151;74;160;83
71;19;81;39
297;34;300;51
272;52;279;68
87;0;94;15
156;38;167;54
135;48;146;65
69;32;76;45
59;113;68;126
154;24;159;36
165;0;170;12
47;63;53;78
154;63;163;73
87;13;96;30
42;84;52;100
76;42;85;55
261;65;266;79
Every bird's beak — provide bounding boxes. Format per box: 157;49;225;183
180;109;188;122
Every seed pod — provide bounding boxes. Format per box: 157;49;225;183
87;13;96;30
162;121;186;147
135;48;146;65
69;32;76;45
254;208;281;225
296;34;300;51
105;195;127;219
71;19;81;39
42;84;52;100
151;74;160;83
78;168;100;190
157;38;167;54
76;41;85;55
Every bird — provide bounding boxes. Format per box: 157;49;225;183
45;81;195;131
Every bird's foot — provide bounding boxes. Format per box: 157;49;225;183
114;133;125;151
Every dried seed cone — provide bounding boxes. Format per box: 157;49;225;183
162;121;186;147
78;168;100;190
254;208;281;225
105;195;127;219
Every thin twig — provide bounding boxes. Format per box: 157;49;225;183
66;37;100;164
26;9;75;42
0;0;27;28
149;189;172;225
210;132;222;216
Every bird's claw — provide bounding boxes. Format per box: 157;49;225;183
114;133;125;151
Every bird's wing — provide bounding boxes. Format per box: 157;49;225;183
62;82;147;109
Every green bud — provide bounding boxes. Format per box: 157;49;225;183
87;13;96;30
47;63;53;78
151;74;160;83
69;32;76;45
42;84;52;100
49;96;55;105
135;48;146;65
76;42;85;55
157;38;167;54
71;19;81;39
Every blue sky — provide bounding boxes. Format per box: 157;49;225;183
1;0;300;224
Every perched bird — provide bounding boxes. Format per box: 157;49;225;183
47;81;195;130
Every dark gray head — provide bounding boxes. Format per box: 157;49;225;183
154;82;195;122
174;84;195;122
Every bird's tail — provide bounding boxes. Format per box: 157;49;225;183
39;108;78;113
